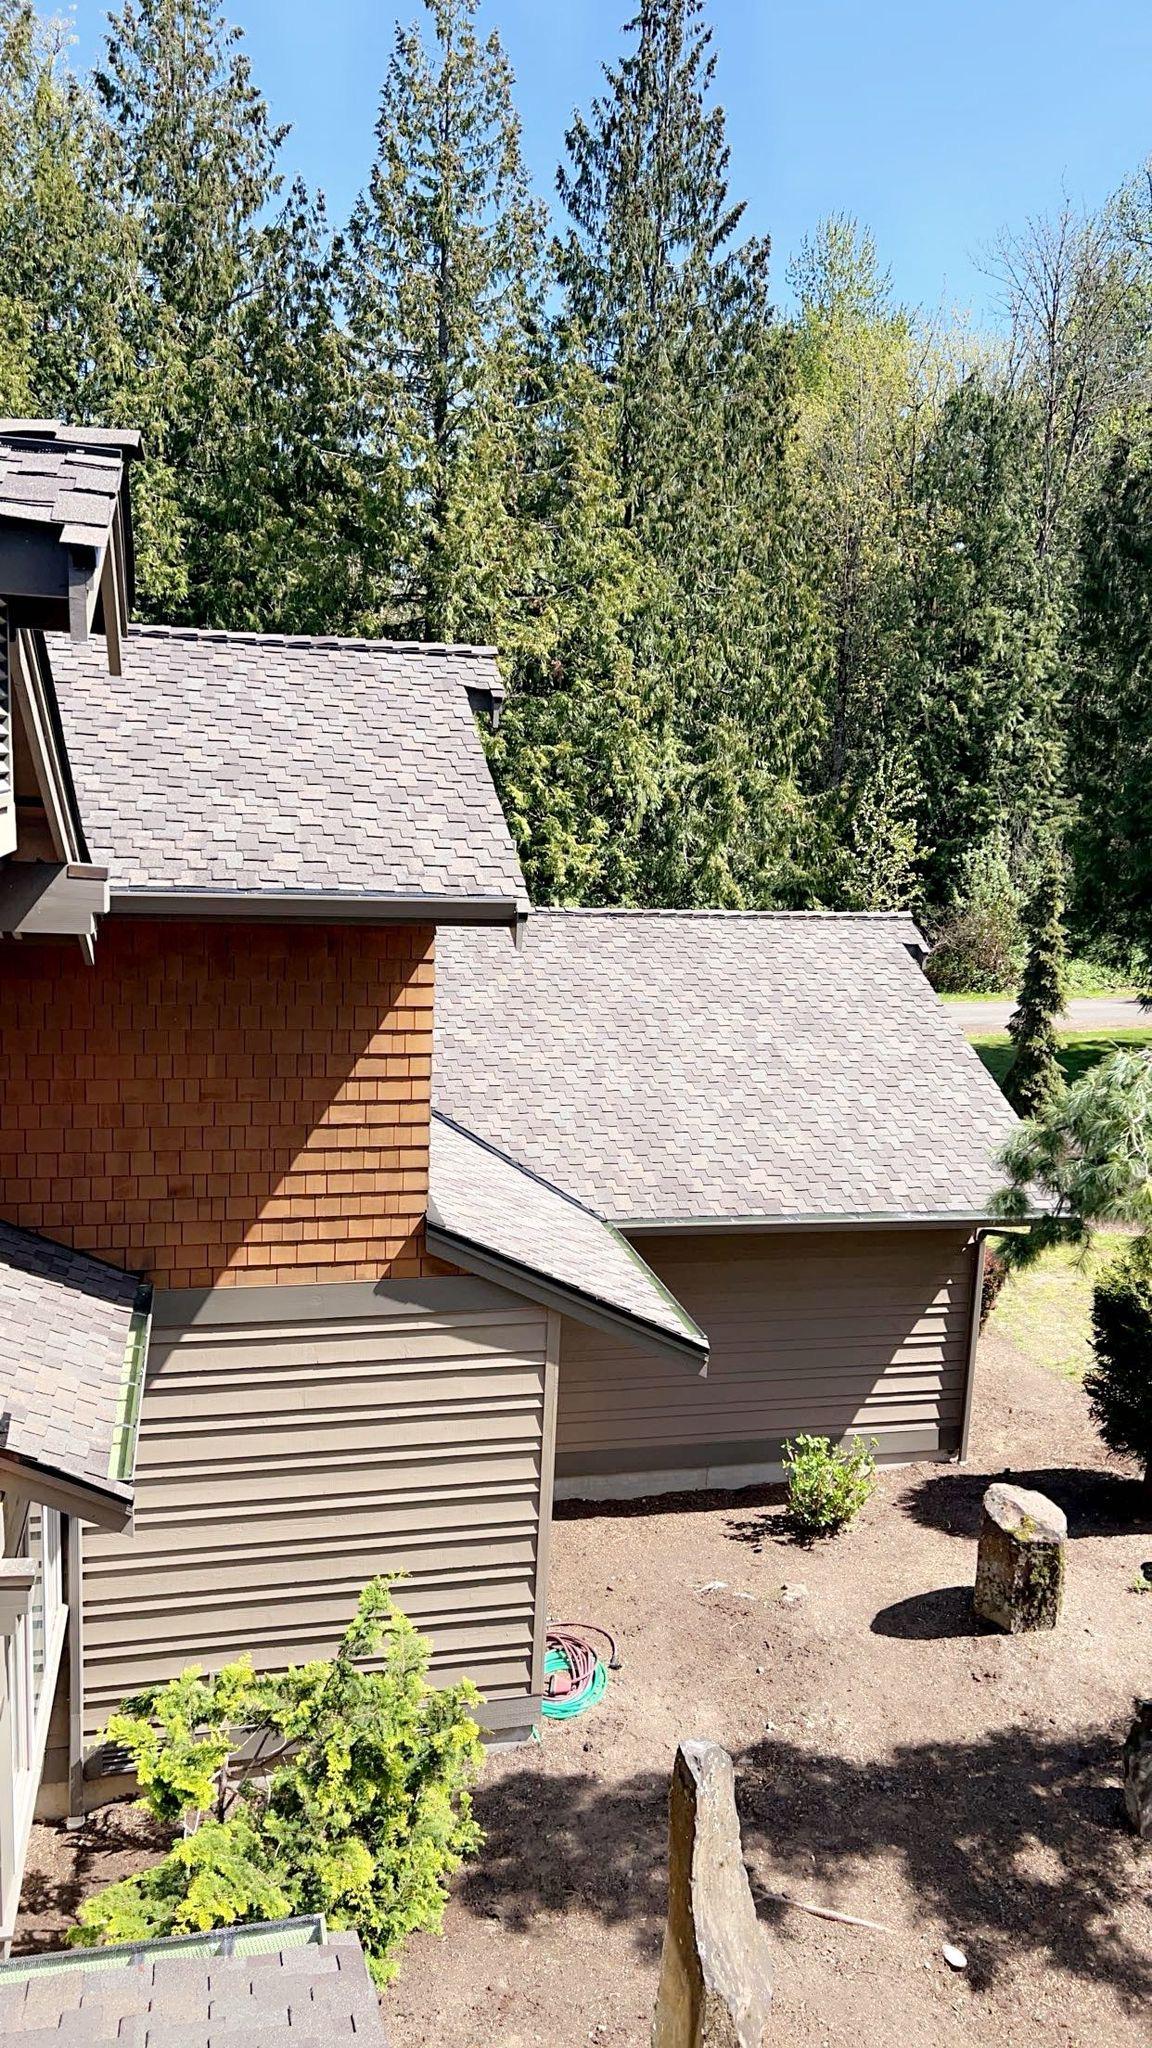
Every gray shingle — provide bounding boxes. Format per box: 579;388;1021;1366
435;910;1018;1225
47;627;528;912
0;1220;146;1511
0;1929;387;2044
429;1113;707;1362
0;435;123;550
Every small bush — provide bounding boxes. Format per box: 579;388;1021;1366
1085;1235;1152;1495
783;1433;877;1537
71;1579;485;1984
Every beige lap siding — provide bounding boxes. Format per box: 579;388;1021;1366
556;1228;977;1488
80;1279;556;1747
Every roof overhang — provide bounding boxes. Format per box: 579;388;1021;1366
108;889;530;930
426;1218;709;1373
0;861;109;943
0;423;139;674
620;1211;1006;1235
0;1448;134;1531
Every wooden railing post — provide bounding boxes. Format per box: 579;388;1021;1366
651;1741;773;2048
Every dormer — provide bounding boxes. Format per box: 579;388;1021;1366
0;421;139;957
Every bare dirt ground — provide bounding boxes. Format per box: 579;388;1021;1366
388;1320;1152;2048
19;1313;1152;2046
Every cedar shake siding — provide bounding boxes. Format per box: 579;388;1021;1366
556;1227;978;1493
0;920;436;1288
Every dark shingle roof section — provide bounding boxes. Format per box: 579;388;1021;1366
0;433;124;550
0;1925;387;2045
435;911;1018;1225
429;1113;708;1365
47;627;528;914
0;1222;148;1518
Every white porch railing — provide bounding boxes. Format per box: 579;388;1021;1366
0;1505;66;1950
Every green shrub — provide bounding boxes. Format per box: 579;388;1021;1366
72;1579;485;1985
926;837;1023;994
783;1433;878;1536
1085;1234;1152;1494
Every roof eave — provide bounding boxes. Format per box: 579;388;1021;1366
109;889;530;929
619;1209;1009;1235
425;1218;709;1375
0;1448;133;1531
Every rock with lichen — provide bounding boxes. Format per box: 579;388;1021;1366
973;1482;1066;1633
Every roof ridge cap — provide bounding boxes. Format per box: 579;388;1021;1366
126;624;499;660
526;907;919;921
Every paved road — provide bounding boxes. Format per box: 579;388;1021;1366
948;995;1147;1035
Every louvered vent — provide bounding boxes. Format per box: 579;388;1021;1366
0;599;14;857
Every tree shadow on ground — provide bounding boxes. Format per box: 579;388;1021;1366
455;1762;669;1956
721;1497;797;1553
16;1802;169;1953
735;1721;1148;2001
870;1585;988;1639
901;1464;1152;1541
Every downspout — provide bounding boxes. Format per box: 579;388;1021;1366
66;1518;85;1828
958;1226;1027;1465
957;1232;989;1467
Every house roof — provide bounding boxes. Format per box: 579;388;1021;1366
428;1113;708;1368
0;1918;387;2045
45;625;528;921
0;1222;151;1527
434;910;1017;1228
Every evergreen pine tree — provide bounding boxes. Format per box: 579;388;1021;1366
0;3;131;420
344;0;546;644
1073;424;1152;971
556;0;817;907
1004;847;1068;1117
95;0;352;626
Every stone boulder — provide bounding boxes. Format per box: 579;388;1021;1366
1123;1699;1152;1838
651;1740;773;2048
973;1482;1066;1633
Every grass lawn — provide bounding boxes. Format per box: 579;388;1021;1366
984;1233;1127;1382
970;1024;1152;1090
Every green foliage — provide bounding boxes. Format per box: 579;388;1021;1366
992;1049;1152;1264
926;838;1023;993
1;0;1150;938
72;1579;485;1986
554;0;816;908
1085;1234;1152;1486
74;1815;292;1945
343;0;546;644
782;1432;877;1537
1004;848;1069;1117
1074;427;1152;973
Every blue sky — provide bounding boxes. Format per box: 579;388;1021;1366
66;0;1152;322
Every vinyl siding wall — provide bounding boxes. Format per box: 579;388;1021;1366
557;1227;977;1491
75;1278;556;1759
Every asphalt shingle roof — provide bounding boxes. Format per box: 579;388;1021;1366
0;1924;387;2045
0;1221;148;1518
434;910;1018;1225
46;626;528;913
429;1113;708;1364
0;433;124;550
